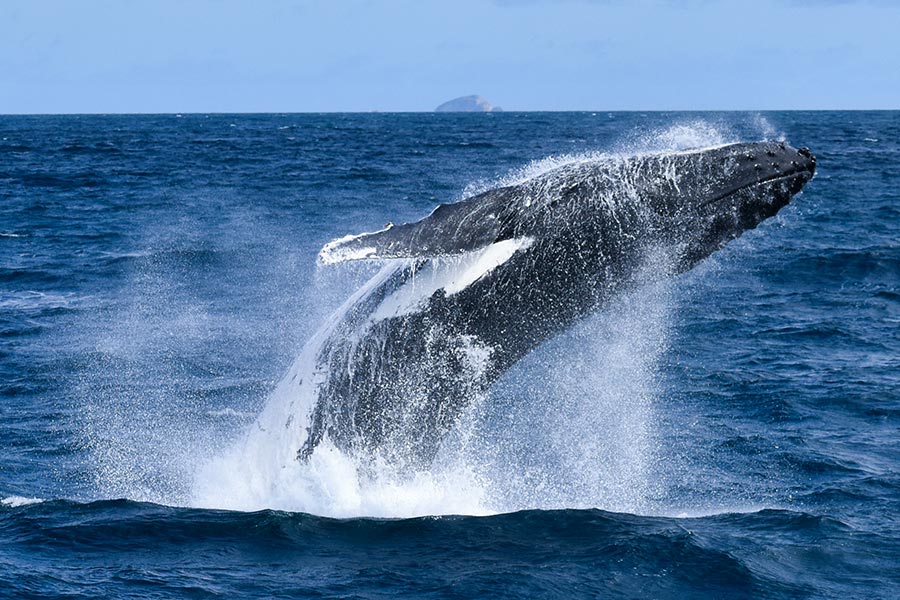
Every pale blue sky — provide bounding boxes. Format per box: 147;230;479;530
1;0;897;113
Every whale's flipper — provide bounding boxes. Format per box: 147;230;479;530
319;186;521;264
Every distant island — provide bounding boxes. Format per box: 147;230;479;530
434;95;503;112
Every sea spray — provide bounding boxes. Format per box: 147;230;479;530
440;251;676;515
82;119;788;517
191;249;677;517
191;124;747;517
192;260;494;517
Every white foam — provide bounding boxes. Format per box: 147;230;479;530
1;496;44;507
193;440;491;518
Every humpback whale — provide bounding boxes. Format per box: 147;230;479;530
294;141;816;469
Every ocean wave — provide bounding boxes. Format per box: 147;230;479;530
1;500;885;598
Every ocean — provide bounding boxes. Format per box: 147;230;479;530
1;111;898;598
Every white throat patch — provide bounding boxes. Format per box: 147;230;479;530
371;237;533;322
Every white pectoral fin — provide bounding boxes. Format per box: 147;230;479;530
443;237;533;294
369;236;533;321
318;230;384;265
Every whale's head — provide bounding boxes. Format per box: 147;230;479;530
688;141;815;219
631;141;816;267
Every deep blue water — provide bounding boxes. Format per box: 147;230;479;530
1;112;898;598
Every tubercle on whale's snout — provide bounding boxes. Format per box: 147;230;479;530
746;142;817;178
798;146;816;163
798;147;817;179
699;143;816;209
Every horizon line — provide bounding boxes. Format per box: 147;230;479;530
1;108;898;117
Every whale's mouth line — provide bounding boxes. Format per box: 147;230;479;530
700;169;813;208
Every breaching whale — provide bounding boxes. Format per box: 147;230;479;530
292;141;816;469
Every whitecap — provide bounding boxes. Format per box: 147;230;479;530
1;496;44;507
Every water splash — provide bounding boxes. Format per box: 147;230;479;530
191;251;677;518
441;254;675;515
83;119;763;518
462;120;735;200
190;124;740;517
191;262;492;517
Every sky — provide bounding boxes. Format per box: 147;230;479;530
1;0;897;113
